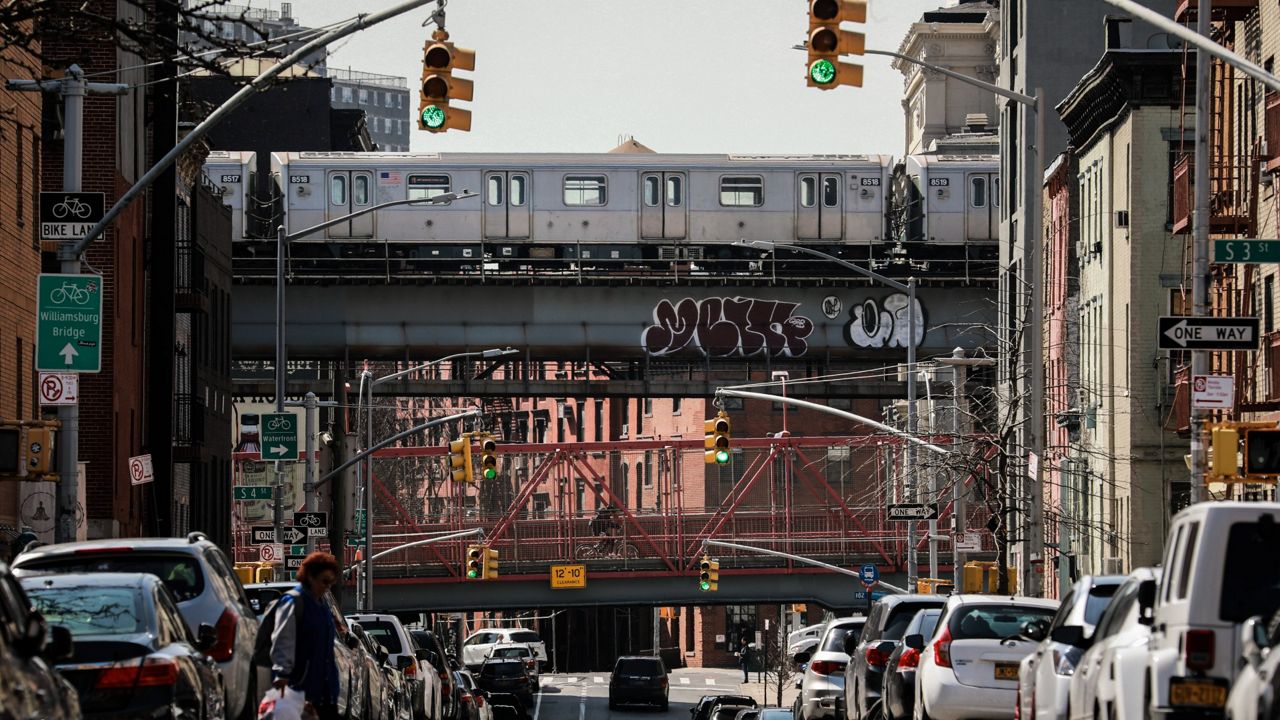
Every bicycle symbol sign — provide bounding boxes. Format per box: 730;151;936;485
36;273;103;373
260;412;299;461
39;192;104;241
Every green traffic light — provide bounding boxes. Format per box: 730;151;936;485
715;449;730;464
483;467;498;480
699;581;710;591
421;105;446;129
467;568;479;578
809;59;836;85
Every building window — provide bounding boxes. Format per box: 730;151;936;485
358;89;368;105
725;605;757;650
408;174;451;200
397;94;404;108
342;87;353;103
1266;276;1275;334
720;176;764;206
564;175;607;205
643;397;653;416
672;397;682;415
594;399;604;441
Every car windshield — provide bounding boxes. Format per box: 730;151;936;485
27;586;145;636
949;605;1057;640
493;647;531;659
16;553;205;602
358;620;404;654
482;662;525;678
820;623;862;652
616;658;663;675
1083;584;1120;625
510;631;541;643
1220;518;1280;622
244;587;286;617
884;603;944;641
714;709;749;720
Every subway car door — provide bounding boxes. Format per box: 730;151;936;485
640;172;686;239
325;169;375;238
965;172;996;241
484;171;531;239
796;173;843;240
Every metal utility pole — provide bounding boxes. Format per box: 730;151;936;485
939;349;997;587
1189;0;1211;504
6;67;127;544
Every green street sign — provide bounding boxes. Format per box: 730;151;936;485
1214;239;1280;263
346;536;365;548
354;508;366;533
291;545;307;554
261;413;298;461
36;273;103;372
233;486;273;501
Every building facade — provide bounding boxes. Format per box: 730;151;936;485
325;68;412;152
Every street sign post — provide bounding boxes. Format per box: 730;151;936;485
250;526;276;544
887;503;939;521
39;192;105;242
260;413;298;461
37;372;79;406
234;486;273;501
1158;316;1259;351
550;564;586;589
1213;239;1280;263
36;273;103;372
127;454;154;486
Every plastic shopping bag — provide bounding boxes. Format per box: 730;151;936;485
258;686;307;720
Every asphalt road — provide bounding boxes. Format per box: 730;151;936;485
530;668;778;720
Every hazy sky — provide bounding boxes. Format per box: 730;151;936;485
276;0;947;154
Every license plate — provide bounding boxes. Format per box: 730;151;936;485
994;663;1020;680
1169;679;1227;707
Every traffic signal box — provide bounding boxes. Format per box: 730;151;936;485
1206;422;1280;484
807;0;866;90
698;555;719;592
0;421;58;481
418;29;475;133
961;561;1017;594
478;436;498;481
466;544;484;579
449;433;474;484
704;412;732;465
484;547;499;579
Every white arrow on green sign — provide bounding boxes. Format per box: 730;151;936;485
36;273;103;373
260;413;298;461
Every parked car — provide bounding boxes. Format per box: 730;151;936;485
353;621;396;720
488;643;540;688
693;695;759;720
760;710;796;720
609;654;670;710
714;706;757;720
1225;611;1280;720
912;595;1059;720
1065;568;1161;720
883;608;942;720
11;533;268;720
475;659;535;716
455;668;494;720
485;692;528;720
794;615;865;720
844;595;948;720
790;622;830;656
351;612;444;720
249;581;369;720
0;562;81;720
411;628;459;719
462;627;547;670
736;709;762;720
22;572;225;720
1019;575;1124;720
1143;502;1280;720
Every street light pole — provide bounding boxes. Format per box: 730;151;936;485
938;349;997;587
733;240;921;588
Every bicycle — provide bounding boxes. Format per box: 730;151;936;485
51;196;92;219
575;536;639;560
49;281;91;306
266;416;292;431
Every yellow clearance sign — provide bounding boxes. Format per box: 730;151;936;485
550;564;586;589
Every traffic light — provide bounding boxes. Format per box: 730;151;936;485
25;426;54;476
449;433;474;484
0;426;20;476
1244;429;1280;475
483;547;499;579
466;544;484;579
704;413;731;465
807;0;866;90
478;436;498;481
1211;427;1240;477
699;555;719;592
418;29;475;133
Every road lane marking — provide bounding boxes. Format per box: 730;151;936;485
579;684;587;720
706;678;716;685
594;676;604;683
533;683;543;720
680;677;690;684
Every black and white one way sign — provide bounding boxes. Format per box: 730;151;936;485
1158;316;1259;351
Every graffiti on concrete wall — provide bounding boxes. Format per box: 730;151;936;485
844;293;925;349
642;297;815;358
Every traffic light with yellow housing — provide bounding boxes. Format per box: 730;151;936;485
0;422;57;479
478;436;498;481
418;29;475;133
484;547;499;579
449;433;474;484
699;555;719;592
25;426;54;476
466;544;484;579
807;0;866;90
1211;427;1240;478
1244;429;1280;475
704;413;731;465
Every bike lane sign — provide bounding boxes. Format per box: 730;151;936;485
36;273;102;373
40;192;105;241
260;413;298;461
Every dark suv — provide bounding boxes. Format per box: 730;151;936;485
0;562;79;720
476;658;534;715
842;595;947;720
609;655;670;710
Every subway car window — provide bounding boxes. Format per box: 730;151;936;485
720;176;764;207
407;174;451;200
564;175;607;206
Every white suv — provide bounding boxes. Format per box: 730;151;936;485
349;613;443;720
462;627;548;671
1142;502;1280;720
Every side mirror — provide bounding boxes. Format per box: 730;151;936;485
1242;616;1270;669
1050;625;1089;648
1019;621;1047;643
14;612;48;658
793;650;812;664
397;655;415;671
1137;579;1157;624
344;634;360;650
795;677;803;690
903;634;925;651
377;646;390;664
43;624;74;662
196;623;218;652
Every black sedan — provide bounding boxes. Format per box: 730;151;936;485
22;572;224;720
882;608;942;720
475;659;534;716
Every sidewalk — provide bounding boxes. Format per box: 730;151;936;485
735;674;801;711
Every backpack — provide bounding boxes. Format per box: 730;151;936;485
252;588;304;668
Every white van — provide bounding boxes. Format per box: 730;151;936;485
1142;502;1280;719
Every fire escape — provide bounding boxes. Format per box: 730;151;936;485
1169;0;1263;428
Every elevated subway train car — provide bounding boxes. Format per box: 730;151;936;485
895;152;1000;245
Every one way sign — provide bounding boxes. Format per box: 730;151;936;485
1158;316;1259;351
